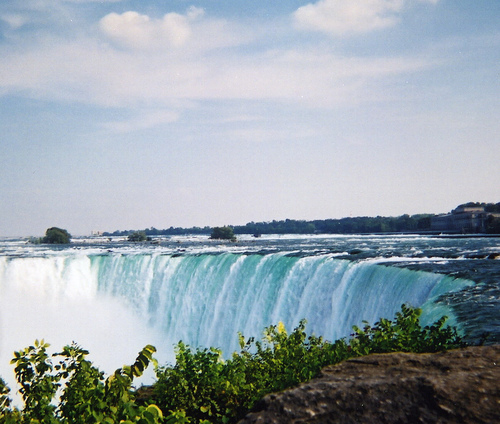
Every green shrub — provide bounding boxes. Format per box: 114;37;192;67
153;304;464;424
0;341;162;424
42;227;71;244
348;304;466;356
128;231;147;242
0;305;465;424
209;227;236;242
152;322;348;424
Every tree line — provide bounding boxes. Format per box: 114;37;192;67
102;202;500;238
102;214;433;237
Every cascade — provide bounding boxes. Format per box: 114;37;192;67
0;255;165;394
0;252;472;367
92;252;470;353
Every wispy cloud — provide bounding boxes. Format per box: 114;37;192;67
0;32;431;110
0;13;28;29
101;109;180;133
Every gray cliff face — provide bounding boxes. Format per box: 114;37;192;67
238;345;500;424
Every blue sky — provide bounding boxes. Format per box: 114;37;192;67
0;0;499;236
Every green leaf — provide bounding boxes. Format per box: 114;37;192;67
146;404;163;419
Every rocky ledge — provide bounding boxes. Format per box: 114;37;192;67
238;345;500;424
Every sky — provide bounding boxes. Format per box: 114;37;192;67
0;0;499;236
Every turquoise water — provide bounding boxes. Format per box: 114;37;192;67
0;234;498;388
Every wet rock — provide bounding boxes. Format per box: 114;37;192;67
238;345;500;424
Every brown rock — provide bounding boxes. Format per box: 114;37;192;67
238;345;500;424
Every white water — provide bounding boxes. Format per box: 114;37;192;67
0;255;165;397
0;250;473;397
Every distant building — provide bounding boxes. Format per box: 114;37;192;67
431;205;500;233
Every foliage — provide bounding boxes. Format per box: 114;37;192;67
1;305;466;424
104;214;434;238
153;322;348;424
0;341;163;424
485;215;500;234
209;227;236;242
128;231;148;242
0;378;13;418
153;305;465;424
348;304;466;356
41;227;71;244
234;214;435;235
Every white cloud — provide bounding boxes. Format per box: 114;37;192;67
195;49;430;107
293;0;424;36
99;7;204;50
0;3;436;133
0;31;431;111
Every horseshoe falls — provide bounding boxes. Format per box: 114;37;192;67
0;252;469;355
93;252;468;351
1;234;499;392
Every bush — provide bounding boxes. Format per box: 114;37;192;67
152;323;348;424
0;305;465;424
153;305;465;424
348;303;466;356
0;341;162;424
209;227;236;242
128;231;147;242
41;227;71;244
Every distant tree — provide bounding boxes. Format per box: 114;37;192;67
417;215;432;230
210;226;236;241
485;215;500;234
27;236;41;245
42;227;71;244
128;231;147;242
484;202;500;213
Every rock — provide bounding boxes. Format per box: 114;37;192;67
238;345;500;424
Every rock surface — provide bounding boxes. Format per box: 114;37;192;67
238;345;500;424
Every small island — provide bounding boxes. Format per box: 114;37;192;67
127;231;147;242
210;226;236;242
41;227;72;244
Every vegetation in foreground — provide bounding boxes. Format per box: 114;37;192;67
0;305;466;424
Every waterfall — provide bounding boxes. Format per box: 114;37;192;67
91;252;470;352
0;254;165;393
0;252;472;371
